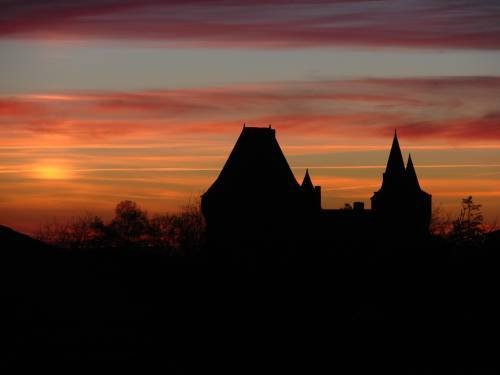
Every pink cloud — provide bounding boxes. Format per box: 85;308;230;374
0;98;46;117
377;112;500;141
1;1;499;49
1;77;500;147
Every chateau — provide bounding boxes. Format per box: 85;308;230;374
201;125;431;260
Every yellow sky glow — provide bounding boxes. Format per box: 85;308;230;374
34;164;73;180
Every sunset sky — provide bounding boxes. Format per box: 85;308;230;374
1;0;500;234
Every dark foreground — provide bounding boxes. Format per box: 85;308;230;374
2;225;499;373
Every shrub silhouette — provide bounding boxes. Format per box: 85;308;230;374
37;200;205;255
449;196;485;247
430;205;452;236
38;213;106;250
150;202;205;256
110;200;150;247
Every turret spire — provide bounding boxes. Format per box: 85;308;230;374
301;169;314;191
385;129;405;177
406;153;421;191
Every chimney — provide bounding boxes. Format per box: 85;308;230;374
353;202;364;211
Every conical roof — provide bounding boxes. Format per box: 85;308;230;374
405;154;421;191
301;169;314;191
385;130;405;178
203;126;300;196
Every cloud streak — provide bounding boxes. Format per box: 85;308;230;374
1;77;500;146
1;1;500;49
1;76;500;232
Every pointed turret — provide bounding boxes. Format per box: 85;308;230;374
300;168;321;211
201;125;302;229
202;125;300;198
405;154;421;191
385;129;405;177
301;169;314;191
371;133;432;238
376;130;406;193
201;125;321;258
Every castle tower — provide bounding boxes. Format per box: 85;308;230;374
201;125;301;221
301;169;321;212
371;131;432;237
201;125;321;261
380;130;406;192
371;130;406;214
405;153;432;235
405;153;420;191
301;169;314;190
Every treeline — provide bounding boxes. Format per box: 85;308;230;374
37;196;498;255
431;196;498;250
37;200;205;256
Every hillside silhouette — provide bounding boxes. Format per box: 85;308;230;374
3;126;500;371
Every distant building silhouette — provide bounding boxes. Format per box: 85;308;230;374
201;125;432;259
371;130;432;238
201;126;319;262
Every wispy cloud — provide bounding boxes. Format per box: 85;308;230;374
1;76;500;232
1;77;500;146
2;1;500;49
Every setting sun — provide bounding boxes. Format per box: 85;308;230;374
35;165;71;180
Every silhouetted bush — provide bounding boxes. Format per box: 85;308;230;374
448;196;485;248
109;200;150;248
150;202;205;256
37;199;205;255
37;213;106;250
430;205;452;236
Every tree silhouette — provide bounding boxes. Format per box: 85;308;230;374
110;200;150;247
36;199;205;253
450;196;484;246
177;201;205;256
430;205;452;236
150;200;205;255
37;213;106;250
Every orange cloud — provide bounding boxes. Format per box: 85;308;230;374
2;77;500;232
2;78;499;147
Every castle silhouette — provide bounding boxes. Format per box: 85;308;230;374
202;125;431;261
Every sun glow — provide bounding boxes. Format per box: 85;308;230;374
35;165;72;180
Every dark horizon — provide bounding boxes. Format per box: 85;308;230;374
2;126;498;372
